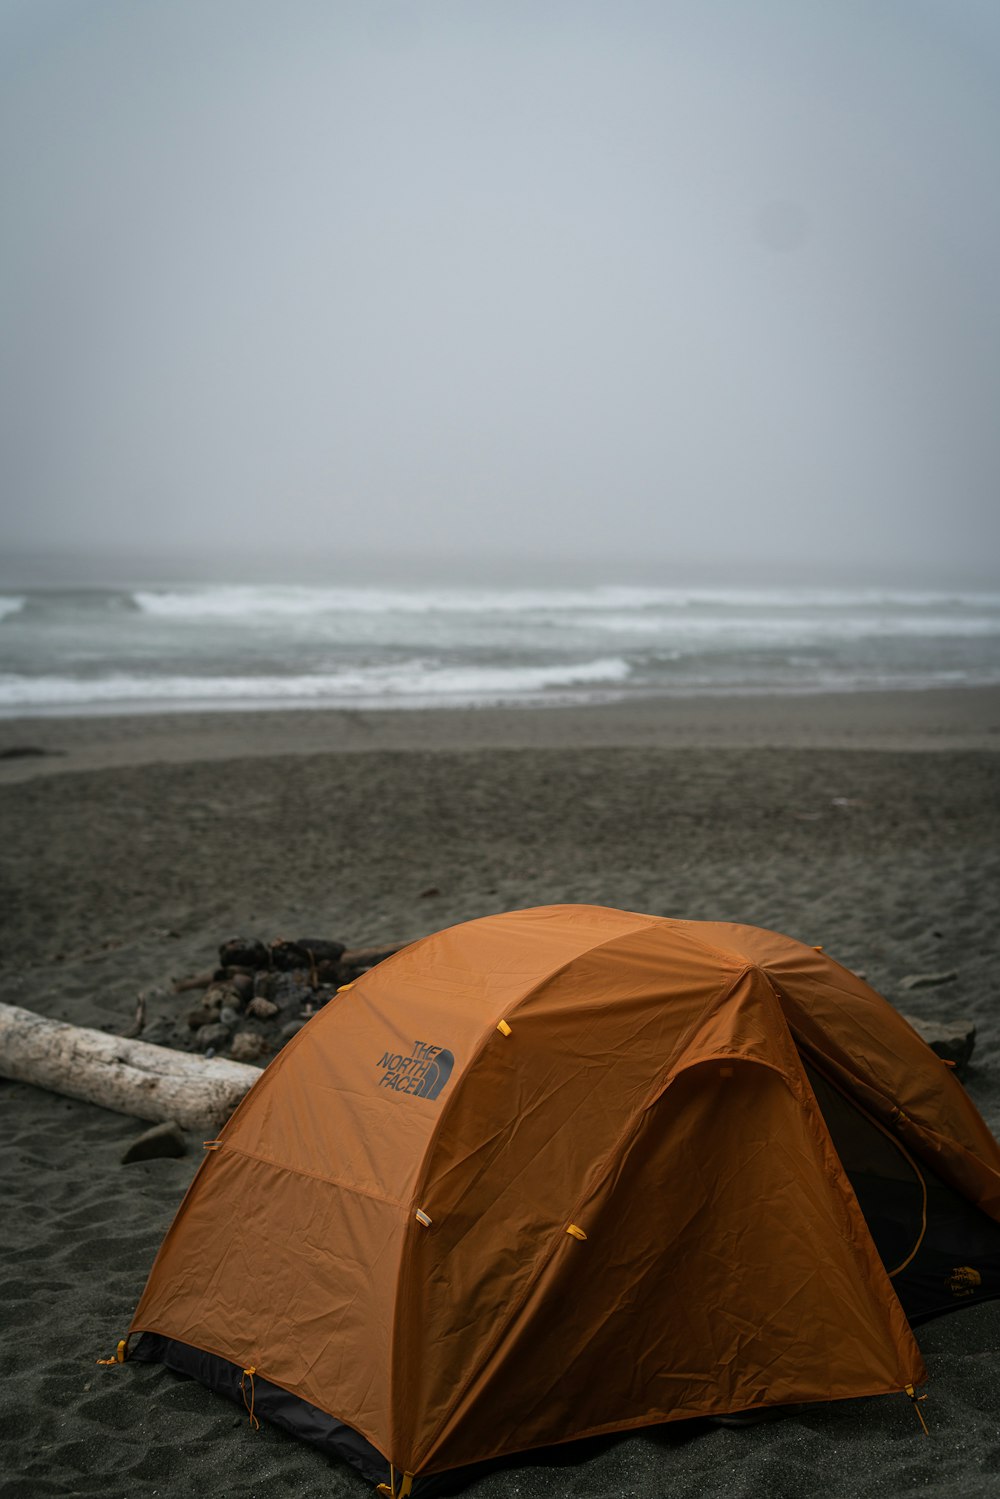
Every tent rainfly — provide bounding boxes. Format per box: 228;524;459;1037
116;906;1000;1495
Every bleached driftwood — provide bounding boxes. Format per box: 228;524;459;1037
0;1002;261;1131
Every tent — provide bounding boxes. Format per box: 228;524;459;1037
123;906;1000;1494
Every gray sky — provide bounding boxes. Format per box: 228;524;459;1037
2;0;999;585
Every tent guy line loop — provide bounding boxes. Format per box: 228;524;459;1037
905;1385;930;1436
240;1366;260;1430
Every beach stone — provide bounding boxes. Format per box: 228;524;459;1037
315;958;343;985
200;986;229;1015
229;1030;271;1063
280;1019;307;1044
246;996;278;1021
218;1004;240;1026
900;970;958;990
186;1006;215;1030
269;939;311;971
219;938;269;969
121;1120;188;1164
271;974;312;1013
230;972;254;1001
196;1022;232;1053
903;1014;976;1075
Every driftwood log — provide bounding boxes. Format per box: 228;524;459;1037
0;1002;261;1131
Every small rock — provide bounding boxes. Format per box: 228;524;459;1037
121;1120;188;1164
270;974;313;1013
280;1019;307;1044
219;1005;240;1026
230;972;254;1000
900;971;958;991
219;938;270;969
186;1007;215;1030
201;985;237;1014
229;1030;271;1063
419;886;440;898
269;939;310;972
903;1014;976;1075
246;996;279;1021
196;1022;233;1053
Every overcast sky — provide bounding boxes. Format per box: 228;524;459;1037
1;0;998;585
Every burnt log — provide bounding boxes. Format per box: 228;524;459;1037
296;939;347;963
340;941;411;972
219;938;270;970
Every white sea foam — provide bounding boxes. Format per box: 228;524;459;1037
572;610;1000;641
132;585;664;618
0;656;632;711
130;583;1000;621
0;595;25;621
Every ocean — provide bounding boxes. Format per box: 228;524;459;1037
1;582;998;716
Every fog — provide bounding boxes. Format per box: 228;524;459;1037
2;1;999;587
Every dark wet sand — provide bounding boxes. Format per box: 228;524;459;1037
1;692;999;1498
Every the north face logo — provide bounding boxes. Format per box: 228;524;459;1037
376;1041;455;1101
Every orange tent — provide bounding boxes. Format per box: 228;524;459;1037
125;906;1000;1494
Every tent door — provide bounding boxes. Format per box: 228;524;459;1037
803;1059;1000;1324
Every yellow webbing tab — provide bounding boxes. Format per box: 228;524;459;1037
379;1465;415;1498
415;1208;432;1228
905;1384;929;1436
203;1140;221;1150
566;1223;587;1241
338;982;355;992
96;1337;128;1367
496;1019;512;1037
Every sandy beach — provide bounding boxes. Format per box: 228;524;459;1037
2;690;999;1499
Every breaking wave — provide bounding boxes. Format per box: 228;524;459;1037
0;656;632;711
